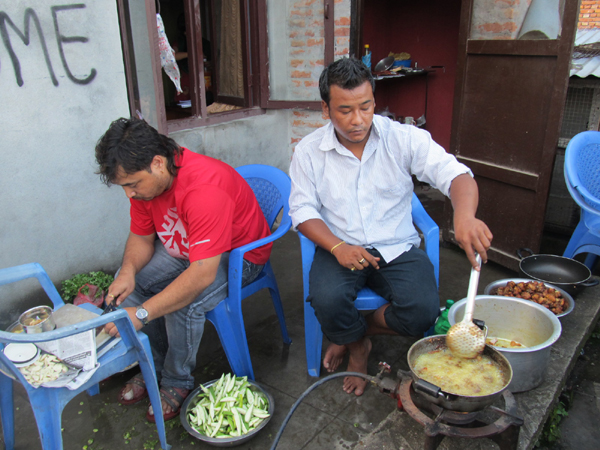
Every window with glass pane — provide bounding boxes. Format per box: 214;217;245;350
157;0;255;121
470;0;563;40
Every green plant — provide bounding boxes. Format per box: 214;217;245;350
61;271;114;303
535;401;568;447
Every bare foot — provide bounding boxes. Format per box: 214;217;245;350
323;342;347;372
343;337;372;396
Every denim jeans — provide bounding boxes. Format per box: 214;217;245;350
121;240;263;390
308;245;439;345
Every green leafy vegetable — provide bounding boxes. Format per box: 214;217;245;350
61;271;114;303
187;373;270;439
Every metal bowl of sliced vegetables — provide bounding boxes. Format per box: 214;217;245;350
181;373;274;447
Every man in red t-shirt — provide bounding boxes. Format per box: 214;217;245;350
95;118;271;422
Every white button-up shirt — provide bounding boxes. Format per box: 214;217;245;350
289;114;472;263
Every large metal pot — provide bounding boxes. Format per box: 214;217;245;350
517;248;598;297
407;335;512;412
448;295;562;393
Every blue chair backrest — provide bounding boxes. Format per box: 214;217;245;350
565;131;600;210
236;164;291;229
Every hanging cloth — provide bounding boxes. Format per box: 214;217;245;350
156;13;182;94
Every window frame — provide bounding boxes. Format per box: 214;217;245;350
257;0;334;110
118;0;335;134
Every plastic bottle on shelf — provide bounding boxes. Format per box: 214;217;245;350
433;299;455;335
362;44;371;70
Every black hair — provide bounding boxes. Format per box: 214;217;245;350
318;57;375;105
95;117;182;186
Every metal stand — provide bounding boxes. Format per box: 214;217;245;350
397;378;523;450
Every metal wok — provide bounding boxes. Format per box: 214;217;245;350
407;335;512;412
517;248;598;297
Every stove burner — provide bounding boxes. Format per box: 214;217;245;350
397;377;523;450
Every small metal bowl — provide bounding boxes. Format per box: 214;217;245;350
180;378;274;447
483;278;574;318
18;306;55;333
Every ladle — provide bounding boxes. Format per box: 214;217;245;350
446;253;485;359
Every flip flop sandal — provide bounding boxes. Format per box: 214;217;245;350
118;372;148;406
146;386;190;423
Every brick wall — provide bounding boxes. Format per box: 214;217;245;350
288;0;325;100
288;0;351;156
579;1;600;28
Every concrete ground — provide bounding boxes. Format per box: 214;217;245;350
2;191;599;450
548;319;600;450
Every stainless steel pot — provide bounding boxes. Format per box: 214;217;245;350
448;295;562;393
407;335;512;412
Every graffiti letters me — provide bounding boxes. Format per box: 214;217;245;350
0;4;97;87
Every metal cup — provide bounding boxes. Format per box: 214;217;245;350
5;321;25;334
18;306;55;333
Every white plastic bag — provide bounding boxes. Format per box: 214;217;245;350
156;14;182;94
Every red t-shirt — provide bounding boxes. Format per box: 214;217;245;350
129;149;272;264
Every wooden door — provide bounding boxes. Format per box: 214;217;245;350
446;0;580;271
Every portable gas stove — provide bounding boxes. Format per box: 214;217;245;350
373;363;524;450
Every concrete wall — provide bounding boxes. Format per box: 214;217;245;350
0;2;131;319
0;1;351;323
171;110;292;171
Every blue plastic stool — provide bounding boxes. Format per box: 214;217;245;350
300;193;440;377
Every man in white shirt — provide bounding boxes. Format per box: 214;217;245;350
289;57;493;396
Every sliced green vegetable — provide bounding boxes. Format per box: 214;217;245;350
187;373;270;439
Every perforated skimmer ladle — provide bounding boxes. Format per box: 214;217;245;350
446;253;485;359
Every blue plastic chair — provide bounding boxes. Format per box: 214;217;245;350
0;263;170;450
300;193;440;377
205;164;292;380
563;131;600;270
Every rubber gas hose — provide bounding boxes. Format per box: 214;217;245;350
269;371;377;450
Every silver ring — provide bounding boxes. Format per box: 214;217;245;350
359;258;366;264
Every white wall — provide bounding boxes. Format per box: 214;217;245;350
0;2;130;316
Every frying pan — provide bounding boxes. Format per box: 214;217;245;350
517;248;598;297
373;56;394;72
407;335;512;412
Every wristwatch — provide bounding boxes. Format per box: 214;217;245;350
135;305;150;326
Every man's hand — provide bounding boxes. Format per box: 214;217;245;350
105;232;156;306
454;215;493;269
332;243;380;271
106;269;136;306
104;306;142;336
449;174;493;270
297;219;380;271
